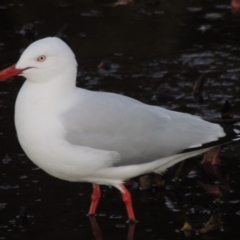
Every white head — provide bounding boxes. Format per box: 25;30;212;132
0;37;78;83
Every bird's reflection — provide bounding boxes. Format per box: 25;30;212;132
88;216;102;240
88;216;136;240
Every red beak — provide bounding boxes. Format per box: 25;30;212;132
0;64;27;81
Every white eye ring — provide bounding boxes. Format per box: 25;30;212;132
37;55;46;62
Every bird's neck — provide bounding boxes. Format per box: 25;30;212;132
17;70;77;112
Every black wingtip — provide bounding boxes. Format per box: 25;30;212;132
180;124;240;154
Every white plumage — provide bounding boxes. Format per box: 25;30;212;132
0;37;238;220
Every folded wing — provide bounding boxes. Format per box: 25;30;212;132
60;88;227;167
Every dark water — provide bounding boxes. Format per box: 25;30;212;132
1;0;240;239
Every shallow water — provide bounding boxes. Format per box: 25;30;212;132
1;0;240;239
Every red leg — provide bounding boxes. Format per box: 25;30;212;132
120;184;136;222
202;146;221;165
211;146;221;165
88;184;101;215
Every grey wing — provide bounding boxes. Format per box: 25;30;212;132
60;89;225;167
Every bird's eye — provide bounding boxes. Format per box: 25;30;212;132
37;55;46;62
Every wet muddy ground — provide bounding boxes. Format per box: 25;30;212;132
1;0;240;239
